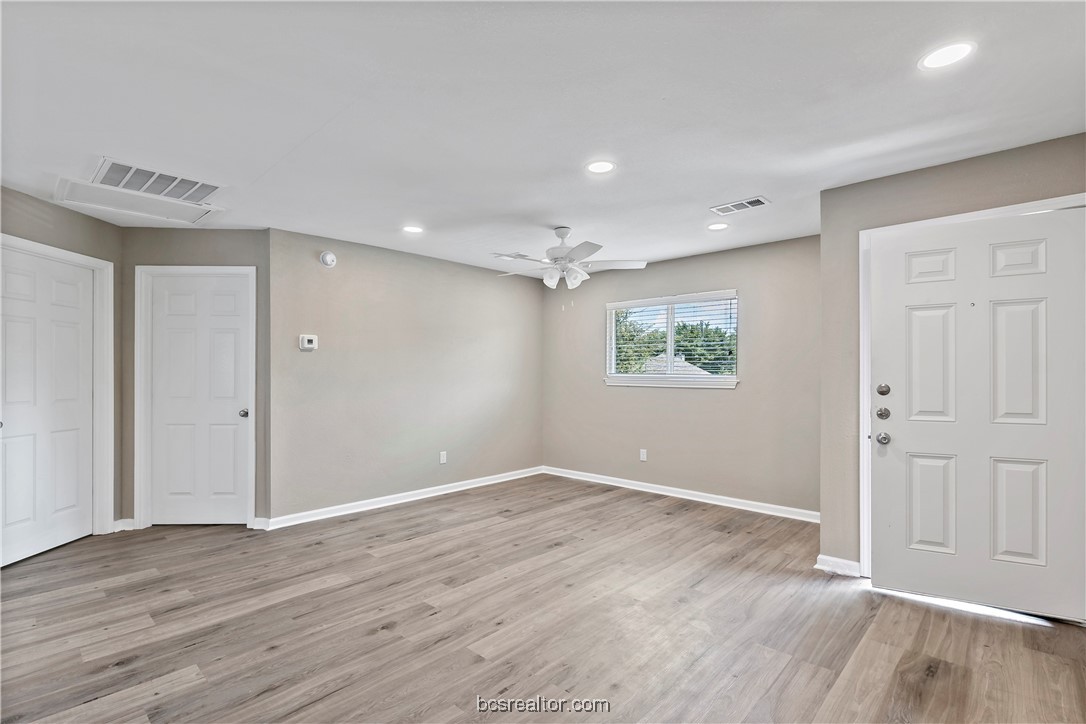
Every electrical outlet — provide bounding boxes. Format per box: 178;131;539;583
439;451;447;464
639;449;647;462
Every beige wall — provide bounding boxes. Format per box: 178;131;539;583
1;191;272;518
1;192;542;522
1;188;126;516
267;229;544;517
6;132;1081;533
119;228;272;518
819;133;1086;563
541;236;821;512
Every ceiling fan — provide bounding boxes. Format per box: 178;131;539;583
494;227;647;289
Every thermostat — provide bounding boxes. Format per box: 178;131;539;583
299;335;318;351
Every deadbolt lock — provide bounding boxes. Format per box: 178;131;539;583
876;383;891;396
876;407;891;419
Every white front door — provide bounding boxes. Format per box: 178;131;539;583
147;269;253;524
871;207;1085;620
2;248;94;565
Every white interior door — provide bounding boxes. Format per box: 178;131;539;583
870;207;1085;620
2;248;94;565
147;269;253;524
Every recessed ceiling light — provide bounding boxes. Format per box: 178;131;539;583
919;42;976;70
402;225;424;233
707;222;729;231
586;160;616;174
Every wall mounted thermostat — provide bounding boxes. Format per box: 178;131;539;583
299;335;318;351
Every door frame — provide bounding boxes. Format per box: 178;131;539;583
134;265;257;529
858;192;1085;579
1;233;115;536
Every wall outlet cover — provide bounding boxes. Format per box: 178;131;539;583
299;335;318;351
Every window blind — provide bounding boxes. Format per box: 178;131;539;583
606;290;738;387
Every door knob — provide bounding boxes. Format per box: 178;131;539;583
875;432;891;445
876;383;891;396
239;408;249;418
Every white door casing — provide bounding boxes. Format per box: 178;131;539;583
135;267;255;526
1;236;114;565
868;205;1085;621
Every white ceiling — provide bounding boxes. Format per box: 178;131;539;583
3;2;1083;273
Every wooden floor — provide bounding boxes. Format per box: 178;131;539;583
2;474;1084;723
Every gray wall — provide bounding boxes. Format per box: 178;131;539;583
541;236;821;513
119;228;271;518
7;132;1081;535
819;133;1086;563
2;189;126;517
268;229;544;517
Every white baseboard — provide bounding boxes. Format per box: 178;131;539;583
259;464;820;532
112;519;135;532
264;466;546;530
814;554;862;577
540;466;820;523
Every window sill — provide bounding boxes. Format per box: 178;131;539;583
604;375;739;389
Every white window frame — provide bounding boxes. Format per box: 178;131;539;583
605;289;738;389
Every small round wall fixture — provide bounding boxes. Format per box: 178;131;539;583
319;251;337;268
586;160;616;174
918;42;975;70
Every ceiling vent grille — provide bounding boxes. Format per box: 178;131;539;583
54;158;223;224
710;196;770;216
91;158;220;204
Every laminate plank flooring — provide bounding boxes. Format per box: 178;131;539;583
2;474;1084;723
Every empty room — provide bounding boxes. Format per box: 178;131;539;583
1;1;1084;722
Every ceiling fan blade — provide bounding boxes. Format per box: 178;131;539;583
582;260;648;271
567;241;603;262
493;252;542;262
497;267;551;276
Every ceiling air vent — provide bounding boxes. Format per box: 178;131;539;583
710;196;770;216
54;158;223;224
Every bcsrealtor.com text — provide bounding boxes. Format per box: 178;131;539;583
476;695;611;714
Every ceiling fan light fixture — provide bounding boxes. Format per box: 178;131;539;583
565;268;587;289
543;268;561;289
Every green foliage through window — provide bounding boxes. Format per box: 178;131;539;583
613;308;667;373
610;296;737;376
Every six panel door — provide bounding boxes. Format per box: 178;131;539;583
870;208;1085;620
150;271;253;524
1;248;94;565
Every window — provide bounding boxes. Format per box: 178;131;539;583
606;290;738;388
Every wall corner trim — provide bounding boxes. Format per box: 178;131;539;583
264;466;546;530
814;554;862;577
541;466;820;523
249;518;271;531
112;519;136;533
